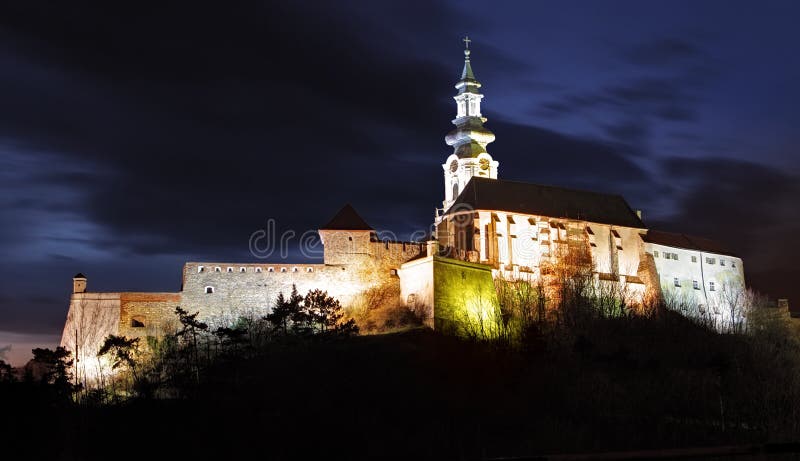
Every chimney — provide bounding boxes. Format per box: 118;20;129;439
73;273;87;294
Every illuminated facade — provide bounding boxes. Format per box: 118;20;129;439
60;40;746;379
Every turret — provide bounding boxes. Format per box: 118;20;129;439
73;273;87;294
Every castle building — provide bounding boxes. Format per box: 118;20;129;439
61;41;746;378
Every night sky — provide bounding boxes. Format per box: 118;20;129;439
1;1;798;365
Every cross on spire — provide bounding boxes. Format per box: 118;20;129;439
463;36;471;49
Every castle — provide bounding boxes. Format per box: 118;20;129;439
61;41;746;376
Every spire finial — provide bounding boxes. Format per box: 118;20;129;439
463;36;471;49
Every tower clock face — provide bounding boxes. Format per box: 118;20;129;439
449;160;458;172
479;158;490;170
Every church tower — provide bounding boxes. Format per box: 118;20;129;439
440;37;498;216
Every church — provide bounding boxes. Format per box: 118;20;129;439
60;41;746;376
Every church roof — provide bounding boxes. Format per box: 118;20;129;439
643;230;737;257
445;177;646;229
320;204;373;230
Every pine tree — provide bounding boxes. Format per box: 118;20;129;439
303;289;358;336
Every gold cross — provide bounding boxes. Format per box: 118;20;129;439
463;36;471;49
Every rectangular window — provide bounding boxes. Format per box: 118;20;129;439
654;251;659;258
720;260;725;266
673;253;679;261
674;277;680;287
691;256;697;263
731;261;736;268
709;281;716;291
706;257;715;265
693;280;699;290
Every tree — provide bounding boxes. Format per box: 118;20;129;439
304;289;358;336
97;335;140;380
174;306;209;383
266;285;304;334
31;347;79;399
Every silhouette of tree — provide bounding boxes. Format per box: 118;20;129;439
97;335;140;380
304;289;359;336
266;285;303;334
31;346;79;399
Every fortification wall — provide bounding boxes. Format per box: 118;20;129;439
119;292;182;338
60;292;122;384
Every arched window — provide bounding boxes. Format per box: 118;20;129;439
268;267;275;272
452;182;459;199
214;267;221;272
292;267;298;272
131;316;145;328
280;267;287;273
197;265;205;273
255;267;262;273
205;286;215;294
226;267;233;273
306;267;313;273
240;267;247;273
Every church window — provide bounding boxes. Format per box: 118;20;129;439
131;317;145;328
709;281;716;291
226;267;233;273
198;265;205;273
674;277;680;287
205;286;215;294
255;267;262;273
214;267;221;272
452;182;459;199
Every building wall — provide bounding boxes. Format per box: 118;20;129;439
119;292;182;338
60;292;122;384
645;242;746;321
438;209;646;281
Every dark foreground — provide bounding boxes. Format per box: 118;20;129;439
4;314;800;460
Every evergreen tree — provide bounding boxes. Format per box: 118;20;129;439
303;289;358;336
31;346;79;399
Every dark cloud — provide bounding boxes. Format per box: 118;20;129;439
649;157;800;302
625;38;705;67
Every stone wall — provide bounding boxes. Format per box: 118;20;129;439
60;292;122;384
119;292;182;338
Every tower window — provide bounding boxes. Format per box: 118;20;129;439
205;286;215;294
452;182;459;199
197;265;205;273
691;256;697;263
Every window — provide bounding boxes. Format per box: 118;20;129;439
731;261;736;268
240;267;247;272
292;267;298;272
693;280;699;290
672;253;679;261
709;281;716;291
131;317;145;328
706;257;715;265
281;267;287;273
452;182;459;199
720;260;725;266
226;267;233;273
674;277;680;287
205;286;215;294
306;267;313;273
691;256;697;263
268;267;274;272
214;267;221;272
255;267;262;273
653;251;659;258
197;265;205;273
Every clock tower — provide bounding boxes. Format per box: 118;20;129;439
439;37;498;217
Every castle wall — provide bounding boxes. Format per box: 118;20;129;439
119;292;182;338
60;292;122;384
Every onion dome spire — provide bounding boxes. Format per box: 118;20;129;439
445;36;495;159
